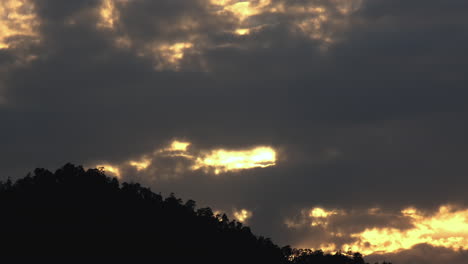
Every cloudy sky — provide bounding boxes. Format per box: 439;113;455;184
1;0;468;262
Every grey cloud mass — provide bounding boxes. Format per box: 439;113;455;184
1;0;468;263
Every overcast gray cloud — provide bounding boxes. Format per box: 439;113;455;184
1;0;468;263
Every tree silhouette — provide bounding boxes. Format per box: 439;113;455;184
0;164;391;263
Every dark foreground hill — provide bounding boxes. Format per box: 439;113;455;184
0;164;390;263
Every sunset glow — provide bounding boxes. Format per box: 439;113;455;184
92;141;276;178
192;146;276;174
344;205;468;255
288;205;468;256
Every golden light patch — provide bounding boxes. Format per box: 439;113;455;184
310;207;339;218
158;140;195;159
129;158;151;171
342;205;468;255
160;42;193;63
285;205;468;256
235;28;250;35
209;0;361;43
0;0;38;49
233;209;253;223
211;0;272;35
91;141;277;179
192;146;276;174
223;1;270;21
211;0;271;20
98;0;129;29
97;0;136;50
213;210;222;216
167;140;191;152
154;42;193;70
299;205;468;256
309;207;343;227
98;0;116;29
96;164;121;178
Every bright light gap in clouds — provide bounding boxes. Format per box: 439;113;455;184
93;140;277;178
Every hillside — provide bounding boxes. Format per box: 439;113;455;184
0;164;389;263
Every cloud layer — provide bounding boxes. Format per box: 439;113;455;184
285;205;468;254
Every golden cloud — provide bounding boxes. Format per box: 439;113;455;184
310;207;341;218
98;0;131;30
166;140;192;152
0;0;39;49
192;146;276;174
155;42;194;70
309;207;344;227
344;205;468;255
211;0;272;22
97;0;196;70
209;0;362;44
287;205;468;256
94;0;363;71
98;0;117;29
129;157;151;171
90;140;277;179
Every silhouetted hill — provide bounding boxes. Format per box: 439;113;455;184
0;164;390;263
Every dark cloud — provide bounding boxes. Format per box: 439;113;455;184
1;0;468;262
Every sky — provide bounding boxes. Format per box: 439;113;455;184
1;0;468;263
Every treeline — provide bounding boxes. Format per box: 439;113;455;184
0;164;390;263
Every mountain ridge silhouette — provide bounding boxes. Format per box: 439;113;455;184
0;163;390;263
